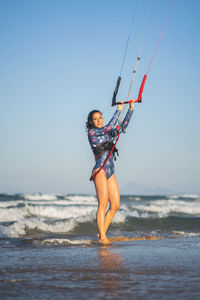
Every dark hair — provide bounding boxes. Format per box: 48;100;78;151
86;110;102;132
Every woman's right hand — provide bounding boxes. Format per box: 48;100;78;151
117;101;124;111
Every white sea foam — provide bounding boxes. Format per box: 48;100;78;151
120;204;150;218
135;197;141;201
0;200;24;208
129;211;149;218
181;194;200;199
167;195;179;199
24;193;59;201
134;199;200;216
3;217;77;238
168;194;200;200
0;207;28;222
66;195;96;202
112;213;126;223
54;200;96;206
125;196;141;201
40;238;91;245
0;203;96;223
1;207;125;238
22;194;97;205
24;199;96;206
173;231;200;237
25;205;96;220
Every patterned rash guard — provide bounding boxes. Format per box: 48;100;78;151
88;109;133;179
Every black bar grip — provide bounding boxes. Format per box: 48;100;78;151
112;76;121;106
115;101;130;105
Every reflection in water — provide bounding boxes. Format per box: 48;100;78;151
97;246;128;297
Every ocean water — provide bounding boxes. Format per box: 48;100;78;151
0;193;200;243
1;193;200;299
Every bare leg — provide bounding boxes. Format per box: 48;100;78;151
93;169;111;244
104;174;120;235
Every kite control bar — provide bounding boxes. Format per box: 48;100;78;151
114;99;141;105
112;74;147;106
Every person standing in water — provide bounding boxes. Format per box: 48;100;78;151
86;100;135;244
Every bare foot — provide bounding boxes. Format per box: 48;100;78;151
97;233;100;238
99;237;112;245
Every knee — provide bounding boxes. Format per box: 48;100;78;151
97;193;108;211
98;200;108;211
111;202;120;212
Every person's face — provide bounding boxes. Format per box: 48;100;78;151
91;112;103;128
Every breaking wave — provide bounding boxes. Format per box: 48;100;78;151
0;193;200;238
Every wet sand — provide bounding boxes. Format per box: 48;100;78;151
1;236;200;299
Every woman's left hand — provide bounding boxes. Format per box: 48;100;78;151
117;101;124;111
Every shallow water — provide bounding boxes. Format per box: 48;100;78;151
1;237;200;299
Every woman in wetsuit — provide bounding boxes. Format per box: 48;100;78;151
86;100;135;244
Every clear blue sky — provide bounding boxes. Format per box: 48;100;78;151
0;0;200;194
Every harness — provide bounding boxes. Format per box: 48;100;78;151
92;141;119;161
89;125;122;181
